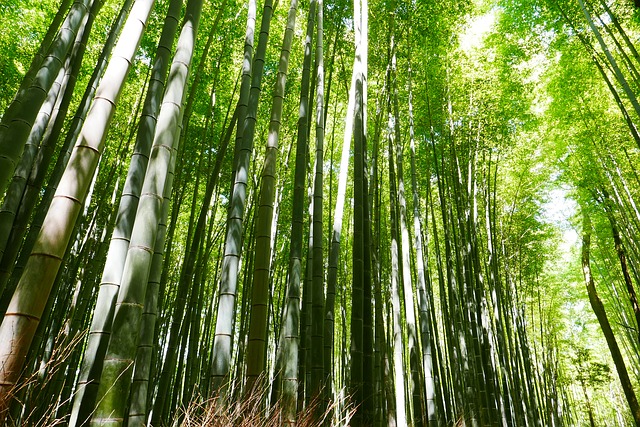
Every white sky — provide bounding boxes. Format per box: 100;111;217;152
460;9;496;52
542;187;579;253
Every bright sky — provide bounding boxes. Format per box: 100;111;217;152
542;187;579;255
460;9;496;52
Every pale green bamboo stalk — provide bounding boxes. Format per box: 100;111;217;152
407;53;436;424
279;0;316;419
323;47;356;415
208;0;256;397
210;0;271;397
245;0;299;394
0;66;66;278
0;0;155;415
389;138;407;427
127;122;177;427
68;0;181;423
310;0;325;403
90;0;204;422
350;0;367;421
392;47;422;424
387;37;406;423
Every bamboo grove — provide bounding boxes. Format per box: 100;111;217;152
4;0;640;425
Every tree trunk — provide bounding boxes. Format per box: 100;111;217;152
90;0;203;421
209;0;266;397
350;0;368;422
280;0;316;420
581;209;640;427
68;0;181;423
310;0;325;407
602;196;640;344
388;86;407;427
127;133;176;427
244;0;298;397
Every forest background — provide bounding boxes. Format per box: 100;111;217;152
1;0;640;425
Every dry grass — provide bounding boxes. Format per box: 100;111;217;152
2;329;86;426
3;335;354;426
176;381;353;427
